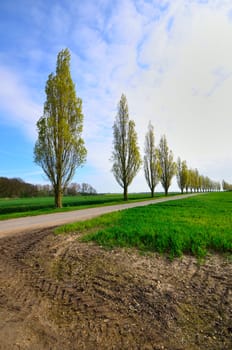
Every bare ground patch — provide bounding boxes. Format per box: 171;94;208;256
0;229;231;349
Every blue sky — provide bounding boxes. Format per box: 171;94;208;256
0;0;232;193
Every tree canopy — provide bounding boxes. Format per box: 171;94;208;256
34;49;87;208
111;94;142;200
176;157;188;194
158;135;176;196
144;122;160;197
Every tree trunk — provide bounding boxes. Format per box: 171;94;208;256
165;187;168;196
151;187;154;197
123;186;128;201
54;186;63;208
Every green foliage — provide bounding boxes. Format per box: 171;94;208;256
111;94;142;200
158;135;176;196
176;157;188;193
144;122;160;197
58;192;232;258
34;49;87;208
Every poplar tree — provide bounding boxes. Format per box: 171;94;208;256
176;157;189;194
34;49;87;208
144;122;160;197
158;135;176;196
111;94;142;200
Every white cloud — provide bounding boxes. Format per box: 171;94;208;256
154;3;232;159
0;65;42;139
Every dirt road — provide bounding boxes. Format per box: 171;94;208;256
0;194;199;237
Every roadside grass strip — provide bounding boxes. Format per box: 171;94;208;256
0;192;170;220
56;192;232;258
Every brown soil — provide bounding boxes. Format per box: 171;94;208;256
0;229;231;350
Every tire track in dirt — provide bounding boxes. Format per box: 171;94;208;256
0;230;231;349
0;231;154;349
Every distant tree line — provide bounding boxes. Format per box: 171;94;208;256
66;182;97;196
176;159;221;193
0;177;38;198
37;182;97;197
222;180;232;191
0;177;97;198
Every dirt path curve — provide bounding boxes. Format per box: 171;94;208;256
0;193;199;237
0;226;231;349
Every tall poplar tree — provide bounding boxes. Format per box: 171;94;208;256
144;122;160;197
34;49;87;208
111;94;142;200
158;135;176;196
176;157;188;194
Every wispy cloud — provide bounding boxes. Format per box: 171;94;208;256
0;65;42;139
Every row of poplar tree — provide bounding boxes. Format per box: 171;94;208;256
111;94;221;200
34;49;221;208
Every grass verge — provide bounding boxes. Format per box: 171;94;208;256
56;192;232;258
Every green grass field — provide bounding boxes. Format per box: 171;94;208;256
0;192;172;220
56;192;232;258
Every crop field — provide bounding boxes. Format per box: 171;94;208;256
0;192;172;220
57;192;232;258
